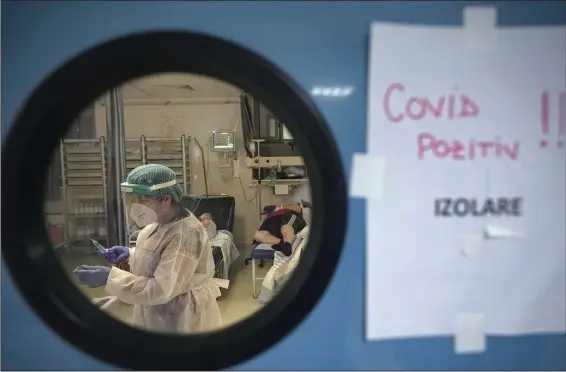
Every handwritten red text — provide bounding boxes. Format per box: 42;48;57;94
417;133;520;160
383;83;480;123
540;90;566;148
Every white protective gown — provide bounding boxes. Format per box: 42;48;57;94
105;211;222;334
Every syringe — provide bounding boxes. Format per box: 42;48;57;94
90;238;107;254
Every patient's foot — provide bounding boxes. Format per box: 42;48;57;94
273;241;293;256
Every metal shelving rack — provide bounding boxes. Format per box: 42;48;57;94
59;138;108;254
125;136;146;173
58;136;191;254
144;136;191;194
124;136;191;192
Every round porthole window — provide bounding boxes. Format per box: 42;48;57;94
1;31;347;370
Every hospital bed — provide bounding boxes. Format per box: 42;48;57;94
181;195;238;280
244;205;293;298
247;242;275;298
258;225;309;303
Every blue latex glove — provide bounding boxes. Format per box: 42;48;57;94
73;265;111;288
100;245;130;264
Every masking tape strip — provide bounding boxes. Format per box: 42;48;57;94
484;224;521;239
349;153;387;199
463;6;498;53
455;313;487;354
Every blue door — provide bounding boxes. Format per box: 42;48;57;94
2;2;565;370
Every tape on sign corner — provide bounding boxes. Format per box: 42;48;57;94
349;153;387;200
463;6;499;53
454;313;487;355
484;224;521;239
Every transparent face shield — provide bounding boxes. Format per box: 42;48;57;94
121;179;178;229
122;195;158;230
120;179;178;200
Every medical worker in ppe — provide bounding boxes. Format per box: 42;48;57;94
73;164;222;334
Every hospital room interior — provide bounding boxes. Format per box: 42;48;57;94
43;73;312;330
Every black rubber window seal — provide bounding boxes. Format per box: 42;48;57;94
1;31;347;370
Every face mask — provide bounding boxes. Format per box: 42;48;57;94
130;203;158;227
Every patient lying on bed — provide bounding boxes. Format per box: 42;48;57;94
253;202;310;256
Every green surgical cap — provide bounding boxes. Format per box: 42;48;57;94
125;164;183;202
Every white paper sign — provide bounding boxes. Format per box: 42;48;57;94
365;22;566;343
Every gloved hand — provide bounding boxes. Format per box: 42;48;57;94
73;265;111;288
100;245;130;264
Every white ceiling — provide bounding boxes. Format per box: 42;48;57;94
117;73;242;100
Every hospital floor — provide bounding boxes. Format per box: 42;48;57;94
57;248;271;329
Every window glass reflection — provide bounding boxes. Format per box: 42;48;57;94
45;73;312;333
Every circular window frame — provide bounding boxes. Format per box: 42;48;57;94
1;31;347;370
